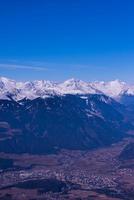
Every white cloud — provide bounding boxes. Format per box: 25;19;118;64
0;63;47;71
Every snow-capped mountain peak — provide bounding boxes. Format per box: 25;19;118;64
91;79;128;98
0;77;16;89
0;76;134;101
58;78;100;95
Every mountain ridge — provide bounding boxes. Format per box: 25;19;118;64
0;94;131;154
0;76;134;101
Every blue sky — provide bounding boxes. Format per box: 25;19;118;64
0;0;133;82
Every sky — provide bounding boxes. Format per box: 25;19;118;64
0;0;134;82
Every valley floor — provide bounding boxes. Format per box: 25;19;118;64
0;137;134;200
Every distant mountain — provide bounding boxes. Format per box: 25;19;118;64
90;80;128;99
1;77;134;103
0;77;101;101
0;94;132;154
0;77;134;154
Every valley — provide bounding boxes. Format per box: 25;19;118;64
0;137;134;200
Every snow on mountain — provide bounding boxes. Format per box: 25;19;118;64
0;77;16;90
58;78;101;95
90;79;128;98
0;76;134;101
124;86;134;96
0;77;20;100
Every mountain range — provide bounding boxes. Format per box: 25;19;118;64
1;77;134;104
0;77;134;154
